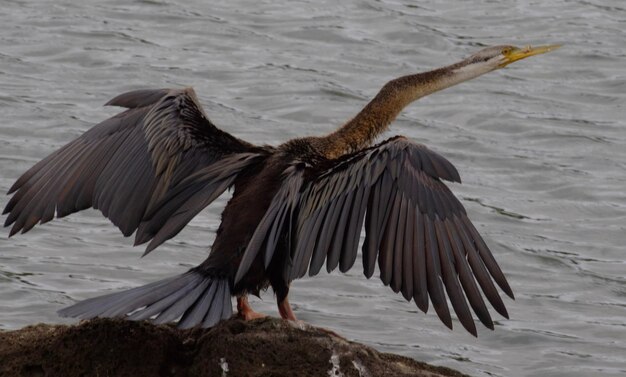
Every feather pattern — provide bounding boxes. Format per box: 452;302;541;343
4;88;266;253
235;136;513;335
59;271;232;330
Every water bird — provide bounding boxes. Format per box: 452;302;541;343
3;44;559;336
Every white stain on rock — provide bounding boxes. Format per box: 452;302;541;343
327;352;344;377
219;357;229;377
352;359;370;377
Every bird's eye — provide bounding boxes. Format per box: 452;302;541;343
502;47;513;55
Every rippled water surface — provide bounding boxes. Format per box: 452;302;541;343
1;1;625;376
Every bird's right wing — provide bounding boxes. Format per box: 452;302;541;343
4;88;267;253
236;136;513;336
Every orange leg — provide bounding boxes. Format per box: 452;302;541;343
237;296;267;320
277;295;297;321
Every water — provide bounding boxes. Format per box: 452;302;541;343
1;0;625;376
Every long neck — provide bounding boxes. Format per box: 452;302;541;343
314;60;493;159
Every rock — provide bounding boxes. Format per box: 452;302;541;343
0;317;469;377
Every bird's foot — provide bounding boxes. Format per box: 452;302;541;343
238;309;268;321
237;296;267;321
277;296;297;321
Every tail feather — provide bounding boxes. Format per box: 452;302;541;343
127;277;202;321
203;280;228;327
152;279;211;324
178;279;219;328
219;280;233;322
58;271;232;329
99;274;195;318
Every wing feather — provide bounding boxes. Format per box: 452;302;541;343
453;216;509;319
340;185;369;273
326;190;355;273
460;216;514;299
235;136;513;336
4;88;266;254
391;193;408;294
424;215;452;329
445;219;493;330
400;201;414;301
435;218;476;335
379;189;401;286
413;211;429;313
308;196;341;276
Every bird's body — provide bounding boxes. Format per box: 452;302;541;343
3;44;559;335
210;141;299;299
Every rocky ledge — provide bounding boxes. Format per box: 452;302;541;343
0;317;468;377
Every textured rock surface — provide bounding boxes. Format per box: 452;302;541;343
0;317;469;377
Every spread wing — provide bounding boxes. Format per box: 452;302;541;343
236;136;513;336
4;88;267;253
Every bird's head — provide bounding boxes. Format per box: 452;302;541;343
436;44;561;90
456;44;561;74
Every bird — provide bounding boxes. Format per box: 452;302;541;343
3;44;559;336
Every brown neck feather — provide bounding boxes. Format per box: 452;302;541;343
313;59;480;159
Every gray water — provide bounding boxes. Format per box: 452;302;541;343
1;0;625;376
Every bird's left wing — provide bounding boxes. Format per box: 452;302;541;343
4;88;267;254
236;136;513;336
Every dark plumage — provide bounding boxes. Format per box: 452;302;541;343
3;44;559;336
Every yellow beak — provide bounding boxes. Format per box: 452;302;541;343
501;44;561;67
